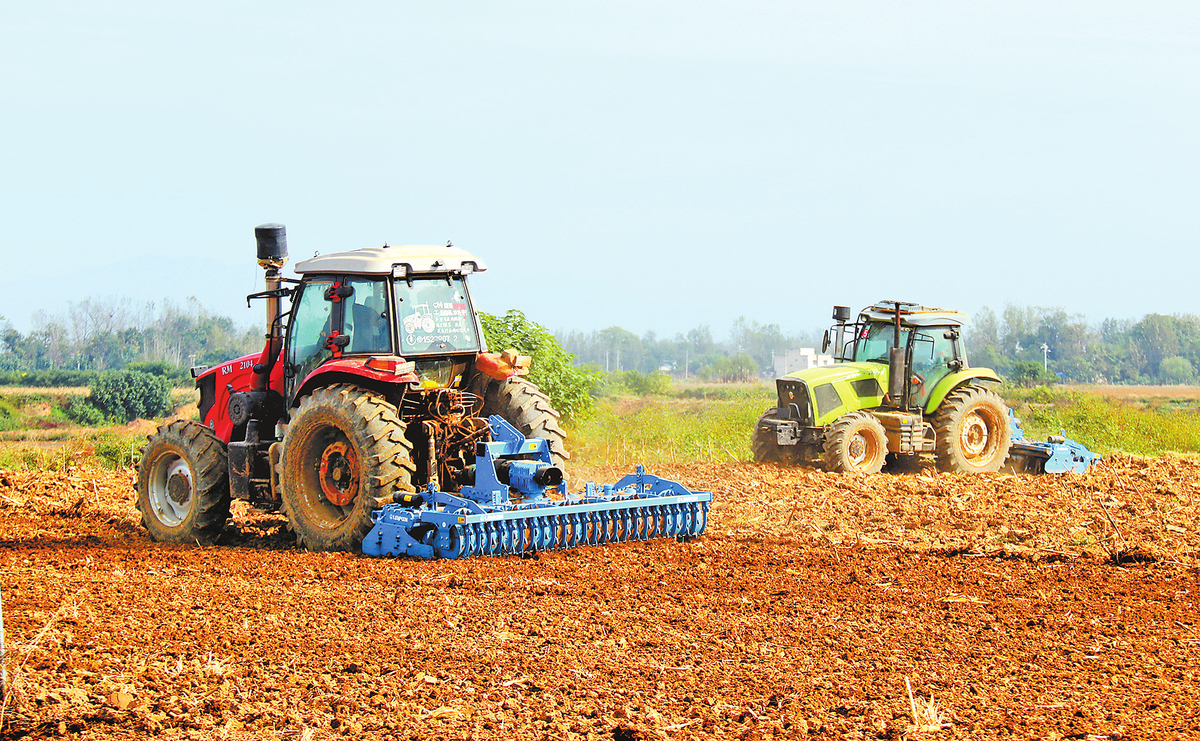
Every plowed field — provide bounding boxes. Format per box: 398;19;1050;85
2;457;1199;740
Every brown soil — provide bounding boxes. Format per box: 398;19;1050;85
1;459;1198;740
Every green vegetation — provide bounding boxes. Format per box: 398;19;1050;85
1004;386;1200;456
568;380;1200;467
569;383;773;465
563;318;818;381
969;306;1200;385
1;297;260;374
561;303;1200;389
479;309;597;423
0;431;143;471
73;370;173;424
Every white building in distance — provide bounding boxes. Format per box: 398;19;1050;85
773;348;835;378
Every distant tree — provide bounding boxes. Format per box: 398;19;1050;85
1160;356;1195;385
698;353;758;383
1008;360;1056;388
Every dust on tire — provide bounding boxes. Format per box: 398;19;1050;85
279;384;416;552
932;384;1012;473
136;420;231;545
822;411;888;473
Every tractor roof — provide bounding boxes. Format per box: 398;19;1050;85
293;244;488;276
859;300;971;327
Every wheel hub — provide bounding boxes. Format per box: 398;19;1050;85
961;413;991;459
166;471;192;505
848;434;869;466
318;440;359;507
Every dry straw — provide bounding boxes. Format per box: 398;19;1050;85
1;587;6;704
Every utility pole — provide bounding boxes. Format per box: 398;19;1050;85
1040;343;1049;372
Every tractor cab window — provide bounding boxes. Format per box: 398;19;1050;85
343;277;392;354
288;279;334;383
393;276;480;355
853;322;911;363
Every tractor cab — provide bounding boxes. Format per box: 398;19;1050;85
834;301;970;410
285;245;489;402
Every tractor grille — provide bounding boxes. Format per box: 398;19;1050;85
776;379;813;426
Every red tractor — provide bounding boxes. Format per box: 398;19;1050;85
135;224;568;552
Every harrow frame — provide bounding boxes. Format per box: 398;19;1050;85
362;416;712;559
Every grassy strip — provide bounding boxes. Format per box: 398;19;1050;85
3;382;1197;471
0;431;144;470
1005;386;1200;456
569;383;1200;466
567;386;774;466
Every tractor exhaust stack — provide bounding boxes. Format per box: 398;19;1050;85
254;223;288;341
887;303;906;407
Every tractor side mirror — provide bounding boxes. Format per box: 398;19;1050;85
822;330;832;353
944;329;960;340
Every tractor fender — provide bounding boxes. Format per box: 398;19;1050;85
923;368;1003;414
293;358;419;407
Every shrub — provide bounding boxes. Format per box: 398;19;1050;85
125;361;191;387
594;370;673;398
92;431;141;468
65;397;107;426
479;310;596;422
86;370;173;423
1007;361;1056;388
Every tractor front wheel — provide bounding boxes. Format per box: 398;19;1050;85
932;385;1012;473
136;420;231;545
469;375;568;466
822;412;888;473
279;385;416;552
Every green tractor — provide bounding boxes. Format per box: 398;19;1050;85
753;300;1012;474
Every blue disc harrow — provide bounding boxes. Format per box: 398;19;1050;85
361;416;712;559
363;475;710;559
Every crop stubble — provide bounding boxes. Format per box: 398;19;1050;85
0;458;1197;740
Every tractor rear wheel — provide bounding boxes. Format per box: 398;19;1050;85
279;385;416;552
932;385;1012;473
752;409;798;465
468;375;568;466
822;412;888;473
136;420;231;545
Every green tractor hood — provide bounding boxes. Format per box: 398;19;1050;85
781;363;888;427
780;362;1002;427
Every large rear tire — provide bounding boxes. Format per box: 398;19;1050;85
279;385;416;552
822;412;888;473
468;375;569;465
136;420;231;545
932;385;1012;473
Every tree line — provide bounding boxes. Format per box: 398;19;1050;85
1;296;1196;387
967;306;1200;385
559;318;821;383
0;297;261;376
560;307;1200;386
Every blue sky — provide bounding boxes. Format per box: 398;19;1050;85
2;2;1196;340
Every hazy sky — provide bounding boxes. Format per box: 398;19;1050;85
2;2;1197;340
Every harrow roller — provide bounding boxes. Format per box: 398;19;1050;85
364;467;712;560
